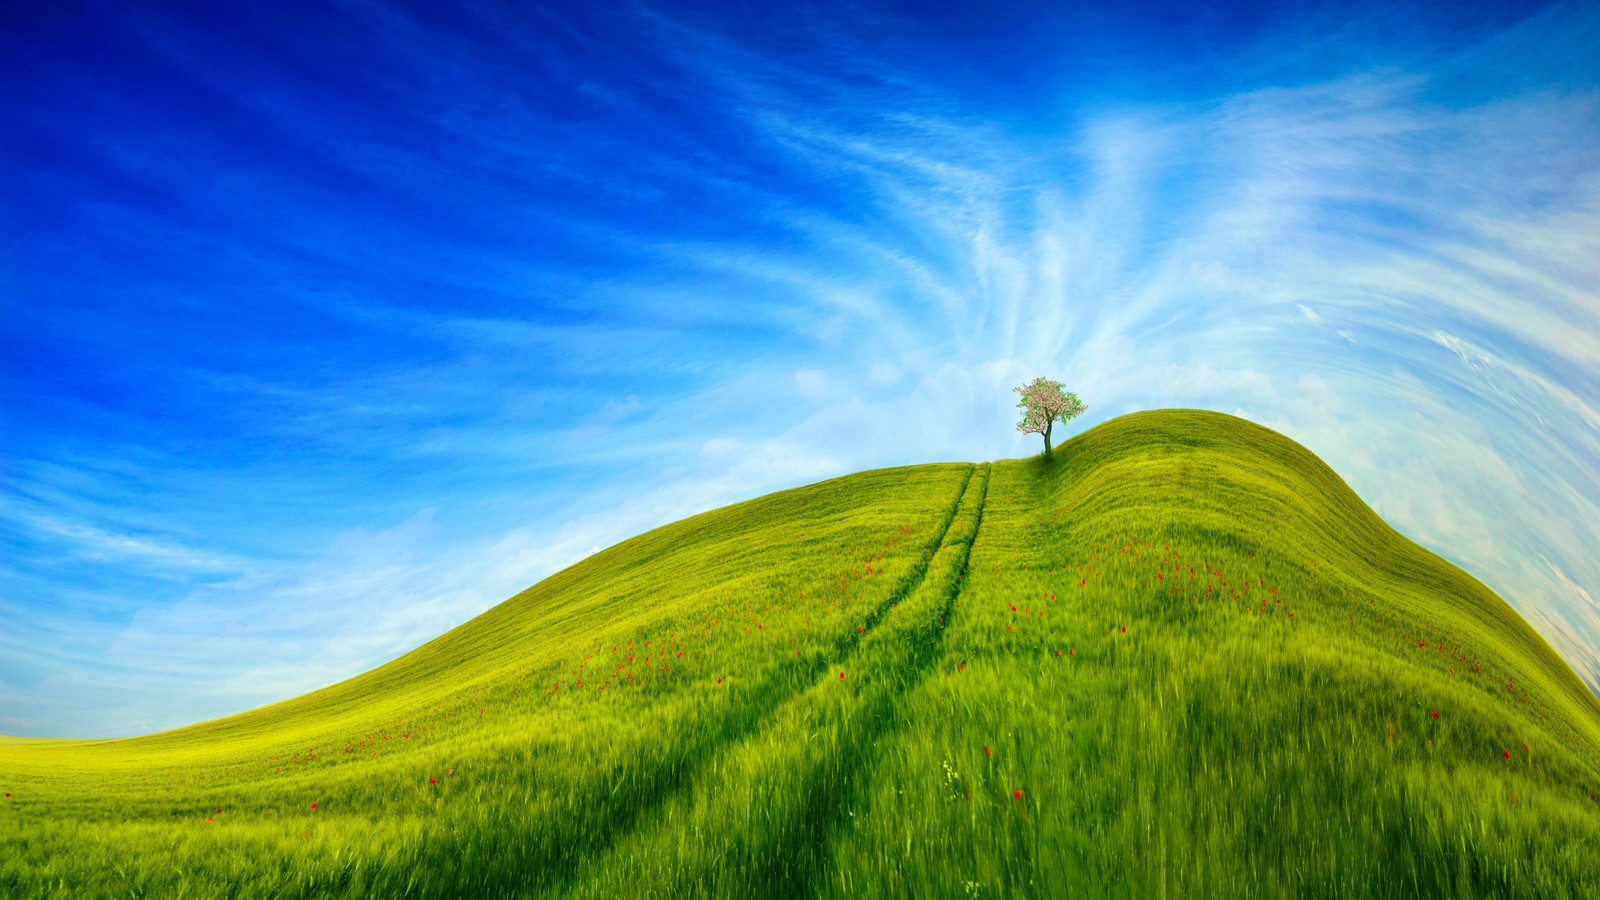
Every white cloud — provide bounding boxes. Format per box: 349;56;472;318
10;509;243;574
866;362;902;386
794;367;829;401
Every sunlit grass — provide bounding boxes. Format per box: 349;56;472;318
4;410;1597;898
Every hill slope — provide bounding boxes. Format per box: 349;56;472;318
4;409;1598;898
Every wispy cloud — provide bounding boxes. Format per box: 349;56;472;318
10;510;243;574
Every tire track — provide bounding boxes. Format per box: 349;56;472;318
486;465;984;897
745;463;991;897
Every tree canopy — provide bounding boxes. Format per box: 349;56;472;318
1014;377;1085;459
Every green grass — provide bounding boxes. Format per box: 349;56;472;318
4;408;1598;898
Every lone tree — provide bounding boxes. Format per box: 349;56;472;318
1014;376;1085;460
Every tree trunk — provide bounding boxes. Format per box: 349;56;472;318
1043;421;1054;459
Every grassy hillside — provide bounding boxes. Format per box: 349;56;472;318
4;409;1598;898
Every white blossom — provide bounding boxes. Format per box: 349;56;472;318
1013;377;1085;458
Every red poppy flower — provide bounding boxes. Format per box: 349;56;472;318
1013;789;1023;800
983;746;991;757
1431;710;1438;720
1121;625;1126;633
839;671;845;680
310;802;319;809
206;817;213;822
430;777;438;785
1503;750;1511;760
1069;648;1075;655
216;807;222;813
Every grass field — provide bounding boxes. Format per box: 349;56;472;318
4;408;1598;898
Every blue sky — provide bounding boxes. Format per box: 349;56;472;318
3;0;1597;738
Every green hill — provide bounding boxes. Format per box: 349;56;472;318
4;409;1598;898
